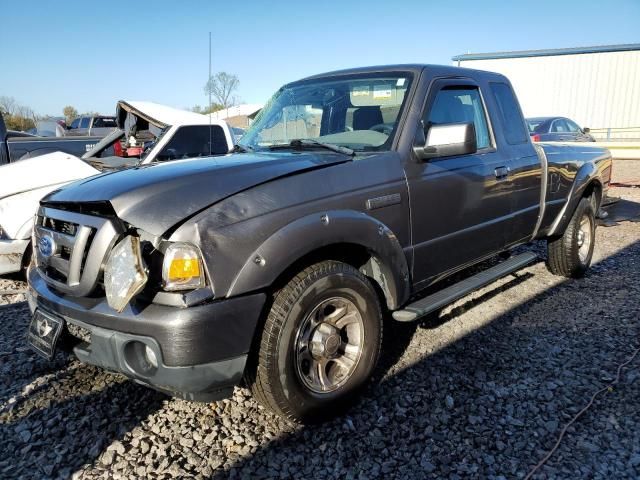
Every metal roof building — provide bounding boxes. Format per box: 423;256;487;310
452;44;640;137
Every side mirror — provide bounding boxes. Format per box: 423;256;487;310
413;122;477;160
582;127;590;133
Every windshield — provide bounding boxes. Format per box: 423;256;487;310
239;72;413;153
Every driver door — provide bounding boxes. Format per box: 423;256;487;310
405;79;512;287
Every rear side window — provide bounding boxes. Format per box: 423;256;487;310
490;83;528;145
156;125;228;162
565;119;581;133
426;87;491;149
551;119;570;133
80;117;90;128
93;117;117;128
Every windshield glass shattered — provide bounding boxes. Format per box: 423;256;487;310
239;72;413;153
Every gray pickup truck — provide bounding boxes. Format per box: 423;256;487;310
26;65;611;423
66;115;118;137
0;112;102;164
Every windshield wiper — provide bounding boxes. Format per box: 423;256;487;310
232;144;253;153
268;139;355;156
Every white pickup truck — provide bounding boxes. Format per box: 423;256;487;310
0;100;235;275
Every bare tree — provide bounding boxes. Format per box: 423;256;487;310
0;96;18;116
0;96;36;131
204;72;240;109
63;105;78;124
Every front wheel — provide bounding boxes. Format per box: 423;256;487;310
247;261;383;423
546;197;596;278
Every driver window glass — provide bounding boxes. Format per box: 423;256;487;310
70;118;80;129
156;125;228;162
426;87;490;149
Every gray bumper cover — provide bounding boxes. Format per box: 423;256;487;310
27;268;266;402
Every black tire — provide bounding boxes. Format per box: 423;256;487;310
247;260;383;423
546;197;596;278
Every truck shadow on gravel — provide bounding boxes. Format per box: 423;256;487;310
216;240;640;479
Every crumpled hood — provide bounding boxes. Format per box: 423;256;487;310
43;152;350;235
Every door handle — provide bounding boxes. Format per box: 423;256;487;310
495;166;509;180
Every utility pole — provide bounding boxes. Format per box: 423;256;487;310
209;31;212;114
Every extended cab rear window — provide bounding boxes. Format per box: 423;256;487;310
93;117;117;128
490;83;528;145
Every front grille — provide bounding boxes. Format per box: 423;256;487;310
34;206;121;297
41;217;78;236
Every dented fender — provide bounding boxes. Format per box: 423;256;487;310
226;210;410;310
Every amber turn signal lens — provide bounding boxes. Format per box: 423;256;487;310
161;243;206;291
168;257;201;280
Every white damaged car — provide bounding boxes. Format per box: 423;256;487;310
0;101;235;275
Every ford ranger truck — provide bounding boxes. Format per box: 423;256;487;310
26;65;612;423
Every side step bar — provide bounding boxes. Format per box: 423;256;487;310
392;252;538;322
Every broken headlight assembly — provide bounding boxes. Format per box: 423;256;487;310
161;242;206;291
104;236;148;312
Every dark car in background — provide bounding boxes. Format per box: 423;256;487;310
527;116;596;142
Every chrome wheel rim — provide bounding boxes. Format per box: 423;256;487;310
577;214;593;263
294;296;364;394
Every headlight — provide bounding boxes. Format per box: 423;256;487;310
162;242;205;291
104;236;148;312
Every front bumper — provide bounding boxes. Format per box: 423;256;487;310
28;267;266;401
0;239;29;275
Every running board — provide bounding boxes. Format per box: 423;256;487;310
392;252;538;322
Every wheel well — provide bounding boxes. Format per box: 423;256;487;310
583;180;602;210
270;243;395;310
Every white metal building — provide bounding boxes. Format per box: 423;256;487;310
452;44;640;136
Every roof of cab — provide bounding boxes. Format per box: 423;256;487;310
290;64;508;85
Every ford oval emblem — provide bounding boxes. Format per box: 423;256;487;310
38;236;55;258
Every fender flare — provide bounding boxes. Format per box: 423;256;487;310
226;210;411;310
548;162;602;236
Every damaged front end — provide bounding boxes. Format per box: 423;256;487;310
27;201;261;401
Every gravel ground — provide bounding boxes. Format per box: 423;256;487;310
1;162;639;479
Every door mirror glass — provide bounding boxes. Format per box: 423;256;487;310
414;122;477;160
582;127;590;133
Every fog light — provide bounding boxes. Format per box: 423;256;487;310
144;345;158;369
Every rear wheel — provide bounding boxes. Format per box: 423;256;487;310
247;260;383;423
546;197;596;278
